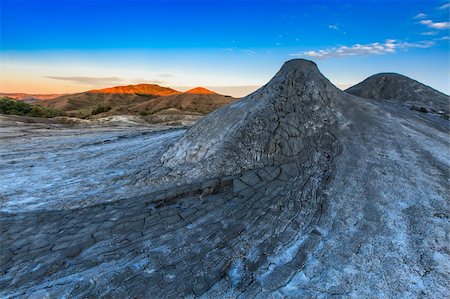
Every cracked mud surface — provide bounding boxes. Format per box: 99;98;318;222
0;120;185;212
1;60;449;298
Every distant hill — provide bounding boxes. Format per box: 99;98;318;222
184;87;216;94
35;84;181;117
0;93;63;101
90;83;180;96
346;73;449;118
30;84;236;120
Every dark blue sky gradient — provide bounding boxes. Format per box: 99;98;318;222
2;0;445;50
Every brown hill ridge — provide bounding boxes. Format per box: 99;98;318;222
130;93;234;115
37;92;156;115
34;83;235;120
90;84;180;96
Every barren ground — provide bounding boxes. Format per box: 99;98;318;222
0;115;185;212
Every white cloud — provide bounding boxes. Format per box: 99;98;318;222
439;3;450;9
328;24;339;31
420;19;450;29
414;13;427;19
291;39;435;59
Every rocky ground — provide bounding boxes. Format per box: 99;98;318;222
0;60;448;298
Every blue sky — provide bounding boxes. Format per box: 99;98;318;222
1;0;449;96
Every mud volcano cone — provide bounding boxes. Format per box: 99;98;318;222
163;59;342;176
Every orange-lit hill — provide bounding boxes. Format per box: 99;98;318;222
36;84;181;116
184;87;216;95
29;84;236;119
90;84;180;96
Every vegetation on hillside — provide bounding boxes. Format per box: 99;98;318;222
91;106;112;115
0;97;65;118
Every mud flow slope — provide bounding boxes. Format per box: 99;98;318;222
1;60;448;298
346;73;450;118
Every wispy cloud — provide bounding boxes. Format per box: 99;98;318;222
147;80;165;85
439;3;450;9
414;13;427;19
222;48;257;55
328;24;339;31
129;78;167;85
291;39;435;59
435;36;450;41
158;73;174;78
44;76;123;85
241;49;256;55
421;31;438;36
419;19;450;29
